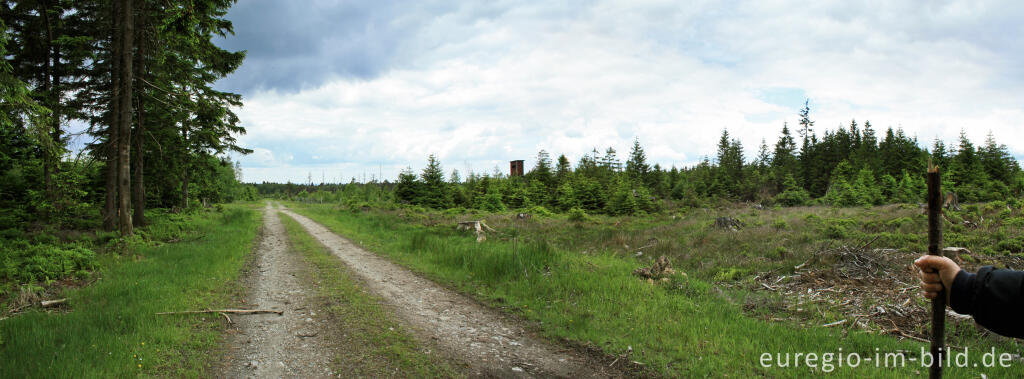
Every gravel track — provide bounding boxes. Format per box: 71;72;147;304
280;206;617;378
219;203;337;378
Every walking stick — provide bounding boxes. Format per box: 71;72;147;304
926;163;945;379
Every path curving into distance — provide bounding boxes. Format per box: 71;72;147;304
279;206;618;378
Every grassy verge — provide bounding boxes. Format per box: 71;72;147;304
0;204;261;377
278;212;462;377
287;202;1024;377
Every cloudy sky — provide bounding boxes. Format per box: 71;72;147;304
213;0;1024;184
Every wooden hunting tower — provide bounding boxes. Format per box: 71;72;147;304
510;160;524;177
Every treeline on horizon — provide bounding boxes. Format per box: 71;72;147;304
1;0;255;236
258;103;1022;216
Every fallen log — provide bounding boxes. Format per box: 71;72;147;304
156;309;283;316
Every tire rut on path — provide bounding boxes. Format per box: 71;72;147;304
280;207;618;378
220;203;337;378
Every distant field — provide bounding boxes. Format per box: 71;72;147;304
287;200;1024;377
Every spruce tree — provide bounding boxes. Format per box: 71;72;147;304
625;137;650;185
772;123;798;191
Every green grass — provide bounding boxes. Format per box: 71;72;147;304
278;212;463;378
287;202;1024;377
0;205;261;377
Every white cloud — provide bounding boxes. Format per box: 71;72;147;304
231;0;1024;183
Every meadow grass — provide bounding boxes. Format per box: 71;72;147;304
288;201;1024;377
278;212;462;377
0;204;261;377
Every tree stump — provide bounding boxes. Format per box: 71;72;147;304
713;217;744;231
457;220;495;242
633;255;676;279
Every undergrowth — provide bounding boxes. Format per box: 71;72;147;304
0;204;260;377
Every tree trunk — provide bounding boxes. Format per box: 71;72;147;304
181;162;190;209
102;0;121;231
181;123;189;209
40;0;55;204
131;1;147;227
132;95;145;226
117;0;134;236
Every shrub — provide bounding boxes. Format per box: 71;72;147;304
996;238;1024;254
476;193;506;213
885;217;913;229
823;224;847;239
567;207;588;222
771;219;788;230
713;267;747;281
525;205;554;217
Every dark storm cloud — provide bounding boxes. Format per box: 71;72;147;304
213;0;464;93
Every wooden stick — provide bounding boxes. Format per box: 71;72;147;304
219;312;233;324
821;319;847;327
156;309;283;316
41;298;67;307
926;162;945;379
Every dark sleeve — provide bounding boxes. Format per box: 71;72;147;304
949;266;1024;338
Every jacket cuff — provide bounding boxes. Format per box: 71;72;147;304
949;269;975;315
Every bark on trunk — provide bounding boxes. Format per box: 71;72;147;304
131;1;147;227
40;0;55;202
181;122;189;209
181;156;190;209
102;0;121;231
132;96;145;226
117;0;134;236
40;0;63;213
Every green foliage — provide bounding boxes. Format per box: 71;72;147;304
771;218;788;230
525;205;553;217
476;192;506;213
0;206;260;377
713;267;747;281
605;178;638;216
259;124;1021;217
554;182;578;211
567;207;588;222
0;240;96;283
774;174;810;206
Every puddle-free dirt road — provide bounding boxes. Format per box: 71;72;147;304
220;203;337;378
280;207;617;378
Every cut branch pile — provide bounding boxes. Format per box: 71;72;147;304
457;220;496;242
748;241;1024;343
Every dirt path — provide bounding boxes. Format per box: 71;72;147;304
280;207;618;378
220;203;337;378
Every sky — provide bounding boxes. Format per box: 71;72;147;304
211;0;1024;184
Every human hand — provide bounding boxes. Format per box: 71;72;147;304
913;255;961;304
